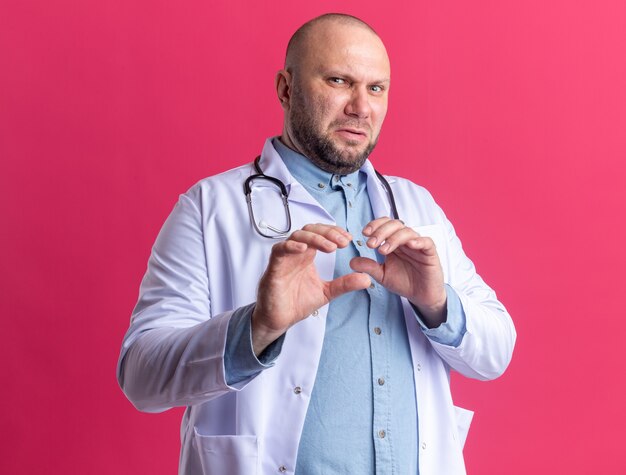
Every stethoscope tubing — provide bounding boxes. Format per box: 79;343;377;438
244;156;399;238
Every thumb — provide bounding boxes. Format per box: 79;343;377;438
326;272;371;301
350;257;384;283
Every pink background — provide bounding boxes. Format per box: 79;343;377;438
2;0;625;473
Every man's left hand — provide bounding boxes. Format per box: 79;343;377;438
350;217;447;328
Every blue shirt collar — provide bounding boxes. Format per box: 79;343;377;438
272;137;363;192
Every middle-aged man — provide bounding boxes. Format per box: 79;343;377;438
118;13;516;475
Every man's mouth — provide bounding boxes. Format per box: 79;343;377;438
335;128;368;140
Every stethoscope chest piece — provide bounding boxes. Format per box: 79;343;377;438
244;156;292;239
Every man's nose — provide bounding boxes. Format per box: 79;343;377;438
344;87;371;119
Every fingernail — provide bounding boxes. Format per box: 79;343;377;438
367;237;377;247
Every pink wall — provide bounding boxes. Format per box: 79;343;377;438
2;1;625;473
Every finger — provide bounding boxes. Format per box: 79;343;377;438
376;227;422;255
302;223;351;235
364;219;408;249
362;217;393;236
301;223;352;246
289;225;351;252
349;257;384;283
265;241;316;276
287;230;338;253
399;236;438;256
388;239;442;269
270;239;308;258
326;272;371;300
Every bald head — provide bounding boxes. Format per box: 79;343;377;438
285;14;381;72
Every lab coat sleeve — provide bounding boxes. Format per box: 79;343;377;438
117;188;255;413
427;203;516;381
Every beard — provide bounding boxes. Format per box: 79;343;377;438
288;90;379;175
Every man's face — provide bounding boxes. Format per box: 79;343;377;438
283;23;391;174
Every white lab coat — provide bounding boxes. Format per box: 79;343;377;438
118;138;516;475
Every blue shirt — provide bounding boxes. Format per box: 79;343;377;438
225;139;467;474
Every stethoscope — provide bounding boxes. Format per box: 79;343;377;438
244;156;400;239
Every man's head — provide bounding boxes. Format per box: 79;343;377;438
276;14;390;174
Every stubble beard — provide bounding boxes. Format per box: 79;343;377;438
288;91;379;175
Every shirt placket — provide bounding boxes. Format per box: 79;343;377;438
338;175;393;474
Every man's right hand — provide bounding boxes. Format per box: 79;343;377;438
251;223;371;356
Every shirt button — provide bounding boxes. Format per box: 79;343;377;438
369;283;375;289
317;183;325;189
416;363;421;371
356;240;363;246
377;377;385;386
293;386;302;395
421;442;427;450
348;201;353;208
346;182;353;187
311;310;319;317
279;465;287;473
378;429;386;439
373;327;382;335
334;175;340;182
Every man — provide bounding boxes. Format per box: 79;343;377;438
118;13;516;475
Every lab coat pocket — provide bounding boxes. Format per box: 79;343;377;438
409;224;449;281
194;431;260;475
453;405;474;450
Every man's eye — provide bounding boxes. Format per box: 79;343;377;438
329;77;346;85
370;85;383;93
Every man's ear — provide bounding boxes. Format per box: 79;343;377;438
275;69;292;110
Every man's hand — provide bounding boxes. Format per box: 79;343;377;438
252;224;372;356
350;217;447;328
